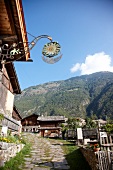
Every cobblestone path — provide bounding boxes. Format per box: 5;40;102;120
19;133;70;170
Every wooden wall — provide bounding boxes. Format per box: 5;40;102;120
21;115;39;126
39;121;60;128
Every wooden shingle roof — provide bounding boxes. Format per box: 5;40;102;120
22;113;39;120
37;116;65;122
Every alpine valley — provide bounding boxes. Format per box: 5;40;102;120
15;72;113;119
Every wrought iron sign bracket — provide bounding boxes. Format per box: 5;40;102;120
0;34;62;65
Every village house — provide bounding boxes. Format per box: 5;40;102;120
37;116;65;137
21;115;65;137
0;0;31;135
21;113;39;132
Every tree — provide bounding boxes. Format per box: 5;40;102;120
0;114;4;121
66;118;81;129
84;117;97;129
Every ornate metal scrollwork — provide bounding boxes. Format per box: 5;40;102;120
0;42;25;62
0;35;62;64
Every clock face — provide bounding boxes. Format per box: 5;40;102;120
42;41;61;57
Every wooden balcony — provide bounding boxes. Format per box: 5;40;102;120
22;126;61;133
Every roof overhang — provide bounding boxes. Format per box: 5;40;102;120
22;114;39;120
5;63;21;94
0;0;31;93
38;127;61;130
13;105;22;120
37;116;65;122
0;0;30;61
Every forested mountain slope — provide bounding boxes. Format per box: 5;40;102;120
15;72;113;119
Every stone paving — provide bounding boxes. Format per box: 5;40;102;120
19;133;70;170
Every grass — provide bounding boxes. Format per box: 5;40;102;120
61;141;91;170
48;138;91;170
0;143;31;170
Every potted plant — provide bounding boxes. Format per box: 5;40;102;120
93;144;100;152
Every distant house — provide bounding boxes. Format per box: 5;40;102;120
21;115;65;137
21;113;39;132
37;116;65;137
93;119;107;125
21;114;39;126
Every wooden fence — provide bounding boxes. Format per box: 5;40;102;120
96;151;110;170
22;126;40;132
67;128;97;140
81;147;113;170
67;129;77;139
83;128;98;140
96;151;113;170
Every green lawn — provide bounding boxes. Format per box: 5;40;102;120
61;141;91;170
48;138;91;170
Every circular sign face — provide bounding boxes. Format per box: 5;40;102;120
42;41;61;57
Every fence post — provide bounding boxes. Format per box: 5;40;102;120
109;151;113;170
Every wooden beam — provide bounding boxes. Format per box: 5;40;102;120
15;0;30;61
0;35;17;41
4;0;16;35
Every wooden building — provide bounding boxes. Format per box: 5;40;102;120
0;0;30;133
0;0;30;62
37;116;65;137
21;114;39;133
21;114;39;126
22;115;65;137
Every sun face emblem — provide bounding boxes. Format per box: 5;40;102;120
42;42;61;57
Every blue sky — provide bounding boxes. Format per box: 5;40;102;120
14;0;113;90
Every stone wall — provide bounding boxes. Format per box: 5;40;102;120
0;79;14;117
80;147;99;170
1;115;21;131
0;142;24;167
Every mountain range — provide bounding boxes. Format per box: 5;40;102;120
15;71;113;119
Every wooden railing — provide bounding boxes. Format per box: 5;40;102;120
81;147;113;170
96;151;110;170
67;128;97;140
22;126;61;133
96;151;113;170
22;126;40;132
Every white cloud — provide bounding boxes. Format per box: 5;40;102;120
70;52;113;75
